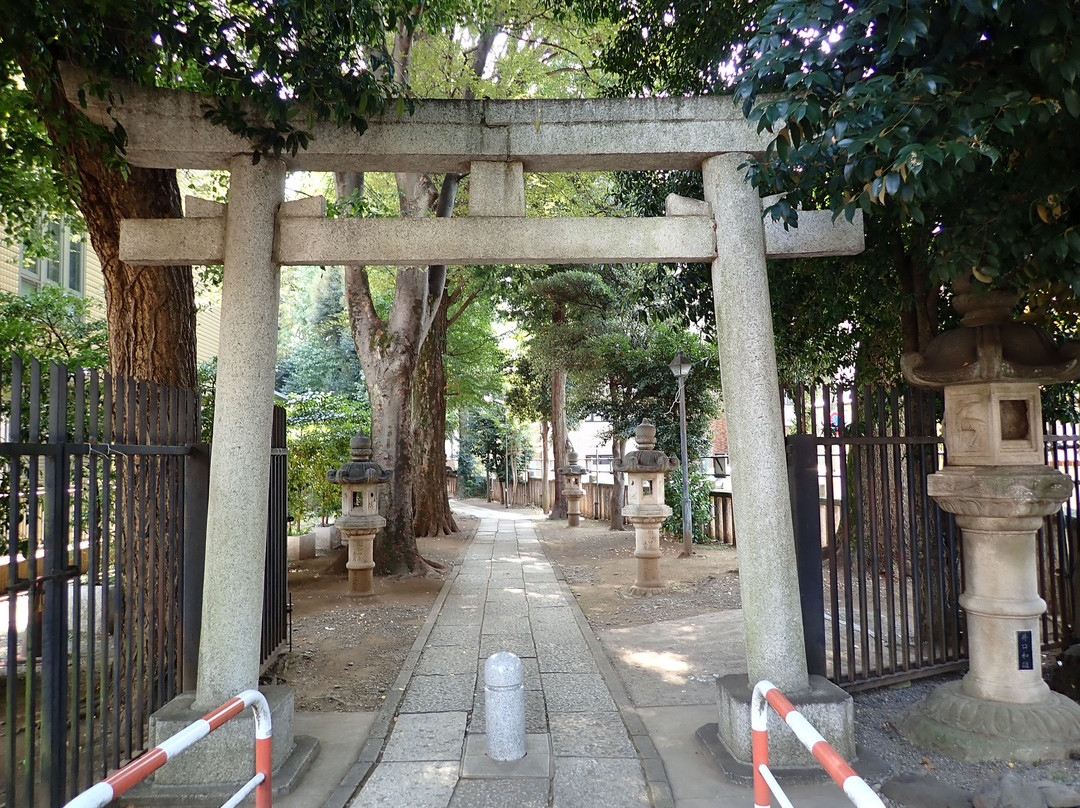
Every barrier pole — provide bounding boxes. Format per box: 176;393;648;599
64;689;271;808
751;680;883;808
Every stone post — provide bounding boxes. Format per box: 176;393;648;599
141;158;319;797
485;652;526;762
699;154;854;772
328;430;392;597
196;156;285;708
900;281;1080;761
557;448;588;527
613;420;678;596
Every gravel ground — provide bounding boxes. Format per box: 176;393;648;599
851;673;1080;801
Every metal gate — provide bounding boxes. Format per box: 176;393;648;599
784;383;1078;691
0;358;290;807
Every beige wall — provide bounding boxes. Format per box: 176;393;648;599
1;228;220;365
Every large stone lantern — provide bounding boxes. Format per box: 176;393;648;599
613;419;679;596
900;280;1080;760
327;429;392;597
557;446;588;527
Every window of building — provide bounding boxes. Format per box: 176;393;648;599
19;220;86;296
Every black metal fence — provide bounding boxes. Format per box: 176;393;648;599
784;383;1078;690
0;357;290;807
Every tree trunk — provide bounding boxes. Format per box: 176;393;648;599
34;63;197;388
609;436;626;530
549;369;568;519
412;297;458;537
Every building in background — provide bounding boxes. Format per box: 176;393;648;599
1;220;221;367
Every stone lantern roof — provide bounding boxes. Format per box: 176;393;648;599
612;419;679;473
902;281;1080;388
557;446;588;476
327;429;392;484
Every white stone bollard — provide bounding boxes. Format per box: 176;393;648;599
484;651;526;761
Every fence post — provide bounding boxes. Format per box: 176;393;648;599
183;444;211;690
42;362;71;807
788;435;827;677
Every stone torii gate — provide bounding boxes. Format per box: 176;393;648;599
70;81;865;790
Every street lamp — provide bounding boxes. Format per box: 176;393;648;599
669;350;693;557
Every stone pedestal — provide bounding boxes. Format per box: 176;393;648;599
707;674;854;772
614;420;678;597
558;449;588;527
328;430;391;598
901;280;1080;761
627;514;665;595
124;686;319;806
338;517;380;597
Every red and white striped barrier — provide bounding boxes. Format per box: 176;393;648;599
751;680;884;808
64;689;272;808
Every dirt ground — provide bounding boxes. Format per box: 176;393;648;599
269;502;740;712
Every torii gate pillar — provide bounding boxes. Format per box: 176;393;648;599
142;157;313;794
698;154;856;773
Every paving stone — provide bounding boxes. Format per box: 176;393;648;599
479;654;541;688
1034;780;1080;808
484;599;530;617
350;761;458;808
975;774;1051;808
552;758;650;808
482;612;529;634
530;609;579;633
426;624;482;647
449;777;550;808
480;632;536;659
417;646;479;676
436;606;485;625
549;712;635;758
881;773;973;808
472;687;548;734
382;712;467;762
400;673;477;713
542;673;616;713
535;641;599;674
527;591;568;608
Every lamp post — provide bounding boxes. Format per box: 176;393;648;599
669;350;693;558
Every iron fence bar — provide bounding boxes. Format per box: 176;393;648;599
26;358;43;807
70;369;86;799
5;355;23;808
852;385;871;680
42;362;72;807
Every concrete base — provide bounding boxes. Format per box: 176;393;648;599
695;723;888;786
124;735;319;807
461;733;552;778
348;567;375;597
146;686;300;785
313;525;342;552
713;674;855;769
287;532;316;561
898;680;1080;762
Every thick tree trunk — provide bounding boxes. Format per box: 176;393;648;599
549;369;569;519
38;65;197;387
609;437;626;531
412;298;459;537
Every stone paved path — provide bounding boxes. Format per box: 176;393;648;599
348;503;659;808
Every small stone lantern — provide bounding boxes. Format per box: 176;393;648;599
327;429;392;597
557;446;588;527
612;419;679;595
900;280;1080;760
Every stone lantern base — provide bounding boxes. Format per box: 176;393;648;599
899;682;1080;762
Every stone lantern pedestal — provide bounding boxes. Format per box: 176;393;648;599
613;419;679;596
558;448;588;527
900;282;1080;761
328;430;392;597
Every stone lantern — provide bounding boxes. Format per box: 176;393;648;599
557;445;588;527
613;419;679;595
327;429;392;597
900;280;1080;761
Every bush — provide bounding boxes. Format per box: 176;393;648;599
284;392;370;531
664;464;714;545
